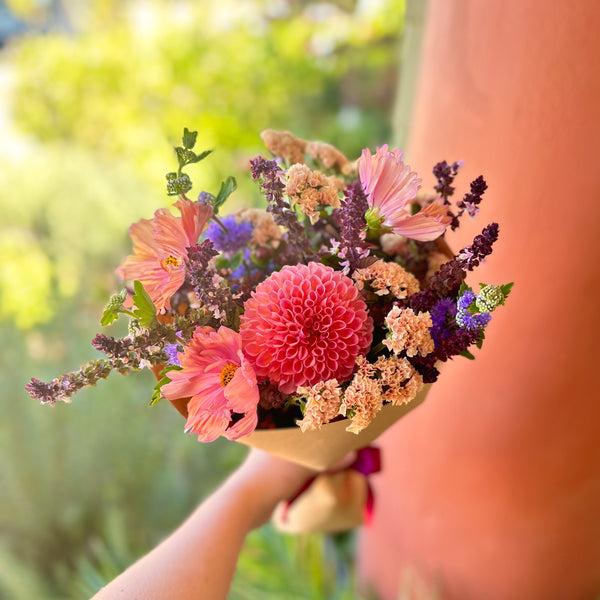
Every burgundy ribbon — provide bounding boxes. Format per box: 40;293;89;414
281;446;382;526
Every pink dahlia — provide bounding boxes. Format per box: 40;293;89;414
161;326;259;442
240;262;373;394
358;145;451;241
116;198;212;312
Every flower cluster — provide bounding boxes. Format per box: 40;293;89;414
27;127;511;444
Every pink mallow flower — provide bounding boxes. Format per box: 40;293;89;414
161;326;259;442
358;145;451;241
240;262;373;394
116;198;212;312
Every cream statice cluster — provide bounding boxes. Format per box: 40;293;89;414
27;128;512;442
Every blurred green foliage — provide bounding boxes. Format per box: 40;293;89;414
0;0;404;597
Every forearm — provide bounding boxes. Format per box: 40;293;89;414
93;451;311;600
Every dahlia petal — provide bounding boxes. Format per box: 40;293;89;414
240;263;373;393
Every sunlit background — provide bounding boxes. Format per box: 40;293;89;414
0;0;405;597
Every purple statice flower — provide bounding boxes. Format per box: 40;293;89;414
205;215;253;254
164;343;181;366
334;180;370;271
250;156;314;263
456;175;488;219
456;290;491;330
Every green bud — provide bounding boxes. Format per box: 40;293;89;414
476;283;511;312
166;172;193;196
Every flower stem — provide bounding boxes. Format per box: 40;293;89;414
211;215;229;233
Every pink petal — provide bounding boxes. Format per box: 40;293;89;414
224;410;258;440
392;201;451;241
185;405;231;442
224;358;259;414
175;198;213;247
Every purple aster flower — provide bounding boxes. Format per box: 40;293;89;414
429;297;457;345
205;215;253;254
197;191;215;205
164;343;181;366
426;297;481;362
456;290;491;330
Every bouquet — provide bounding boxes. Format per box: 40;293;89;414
26;128;511;531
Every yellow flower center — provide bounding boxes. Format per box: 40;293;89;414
219;363;238;387
161;255;182;270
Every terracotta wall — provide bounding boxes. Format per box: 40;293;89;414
359;1;600;599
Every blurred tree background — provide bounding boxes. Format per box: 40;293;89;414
0;0;404;597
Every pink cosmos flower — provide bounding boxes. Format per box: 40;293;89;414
358;145;451;241
161;326;259;442
240;262;373;394
116;199;212;312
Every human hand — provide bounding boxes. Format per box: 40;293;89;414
224;449;315;529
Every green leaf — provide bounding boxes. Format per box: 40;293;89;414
182;127;197;150
132;280;157;327
460;349;476;360
149;365;181;406
213;176;237;213
475;330;486;349
458;281;472;296
214;255;231;270
175;146;197;168
188;149;213;164
229;251;243;270
501;282;514;296
100;289;127;326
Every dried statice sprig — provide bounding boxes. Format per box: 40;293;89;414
249;156;314;263
407;223;500;313
334;180;370;271
186;240;240;325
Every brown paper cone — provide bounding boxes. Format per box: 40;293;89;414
236;384;430;470
272;470;367;534
163;367;430;471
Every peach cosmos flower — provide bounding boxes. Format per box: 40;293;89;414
161;326;259;442
116;198;212;312
358;145;451;241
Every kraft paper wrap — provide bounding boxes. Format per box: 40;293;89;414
164;383;430;470
163;382;430;533
273;470;367;533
